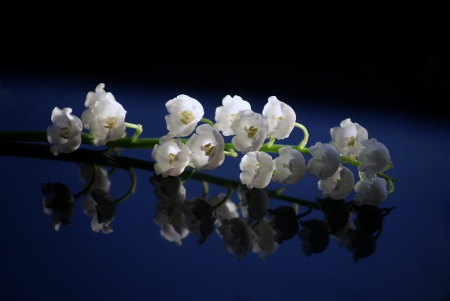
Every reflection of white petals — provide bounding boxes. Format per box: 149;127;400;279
47;107;83;156
357;139;390;182
318;166;354;200
186;124;225;171
252;219;278;260
239;151;274;189
209;194;239;224
272;146;306;185
353;177;387;206
217;218;253;260
152;135;190;177
230;110;268;154
165;95;204;137
307;143;341;178
330;118;368;157
214;95;251;136
153;212;189;245
262;96;296;139
81;83;126;146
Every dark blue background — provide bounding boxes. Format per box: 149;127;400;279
1;48;450;300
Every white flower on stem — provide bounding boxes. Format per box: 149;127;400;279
272;146;307;185
330;118;368;157
214;95;251;136
151;135;190;177
357;138;390;182
318;166;355;200
186;124;225;171
353;177;388;206
307;142;341;179
81;83;127;146
239;151;274;189
165;94;204;137
230;109;268;154
47;107;83;156
262;96;296;139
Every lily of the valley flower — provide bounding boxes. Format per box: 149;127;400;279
318;166;354;200
357;138;390;182
81;83;127;146
217;218;253;260
230;109;268;154
209;194;239;224
239;151;274;189
330;118;368;157
307;142;341;179
83;189;116;234
272;146;307;185
214;95;251;136
152;135;190;177
252;219;278;260
41;182;75;231
186;124;225;171
353;177;388;206
47;107;83;156
165;94;204;137
153;211;189;246
262;96;296;139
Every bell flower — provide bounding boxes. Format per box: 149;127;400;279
357;138;390;182
151;135;190;177
81;83;127;146
230;109;268;154
185;197;217;245
262;96;296;139
47;107;83;156
239;151;274;189
318;166;354;200
267;206;299;244
41;182;75;231
186;124;225;171
252;219;278;260
330;118;368;157
83;189;116;234
217;218;253;260
353;177;388;206
272;146;307;185
307;142;341;179
298;219;330;256
214;95;251;136
153;211;189;246
165;94;204;137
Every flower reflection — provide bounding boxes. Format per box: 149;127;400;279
41;182;75;231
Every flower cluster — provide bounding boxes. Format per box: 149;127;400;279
47;83;129;155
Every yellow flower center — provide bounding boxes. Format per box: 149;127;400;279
244;126;258;138
345;136;355;147
99;116;116;129
164;152;176;165
201;143;215;157
179;110;195;125
229;113;238;123
57;120;71;139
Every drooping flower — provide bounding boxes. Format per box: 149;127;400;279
318;166;354;200
153;211;189;246
81;83;127;146
262;96;296;139
272;146;307;185
267;206;299;244
252;219;278;260
83;189;116;234
41;182;75;231
307;142;341;179
230;109;268;154
238;187;269;223
357;138;390;182
185;197;217;245
214;95;251;136
316;197;349;235
330;118;368;157
151;135;190;177
186;124;225;171
165;94;204;137
353;177;387;206
298;219;330;256
217;218;253;260
239;151;274;189
47;107;83;156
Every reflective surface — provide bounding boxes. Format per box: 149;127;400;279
1;75;449;301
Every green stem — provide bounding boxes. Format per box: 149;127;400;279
201;118;215;127
294;122;309;150
212;183;233;210
73;161;98;199
125;122;143;142
114;167;136;205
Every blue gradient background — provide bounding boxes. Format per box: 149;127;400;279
1;48;450;301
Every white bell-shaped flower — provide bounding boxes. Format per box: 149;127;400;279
262;96;296;139
214;95;251;136
151;135;190;177
230;109;268;154
165;94;204;137
272;146;307;185
318;166;354;200
81;83;127;146
186;124;225;171
353;177;388;206
307;142;341;179
239;151;274;189
330;118;368;157
47;107;83;156
357;138;390;182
